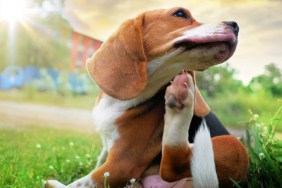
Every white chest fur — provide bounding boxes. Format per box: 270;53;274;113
92;95;144;151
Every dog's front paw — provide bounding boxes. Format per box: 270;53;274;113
45;180;66;188
165;70;195;111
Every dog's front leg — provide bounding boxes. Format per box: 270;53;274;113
160;71;195;182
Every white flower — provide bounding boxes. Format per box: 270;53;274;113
86;154;91;158
130;178;136;184
49;165;54;170
259;152;265;160
104;172;110;177
69;142;74;147
36;144;42;149
42;180;47;185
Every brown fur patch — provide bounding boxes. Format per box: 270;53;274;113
91;90;166;187
212;135;249;187
160;142;192;182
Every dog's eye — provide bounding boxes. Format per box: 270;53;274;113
173;9;189;19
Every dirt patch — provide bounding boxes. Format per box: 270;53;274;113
0;101;95;132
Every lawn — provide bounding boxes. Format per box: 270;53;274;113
0;125;101;188
241;106;282;187
1;107;282;188
0;87;281;187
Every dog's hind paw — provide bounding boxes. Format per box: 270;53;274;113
165;70;195;111
44;180;66;188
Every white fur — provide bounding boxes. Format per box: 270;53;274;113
163;112;191;147
92;95;136;167
46;174;95;188
191;120;219;188
94;147;108;169
66;174;95;188
162;73;195;147
45;180;65;188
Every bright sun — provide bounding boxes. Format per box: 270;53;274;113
0;0;27;23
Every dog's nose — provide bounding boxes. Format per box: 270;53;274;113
223;21;239;36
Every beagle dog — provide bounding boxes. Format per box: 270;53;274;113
45;7;248;188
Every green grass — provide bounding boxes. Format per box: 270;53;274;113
0;125;101;188
1;110;282;188
239;106;282;187
206;90;282;131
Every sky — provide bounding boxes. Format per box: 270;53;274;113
63;0;282;84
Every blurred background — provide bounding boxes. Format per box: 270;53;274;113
0;0;281;130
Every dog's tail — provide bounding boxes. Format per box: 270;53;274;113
191;120;219;188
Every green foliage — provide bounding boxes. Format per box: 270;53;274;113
197;63;243;97
0;126;101;187
249;63;282;97
197;63;282;129
242;106;282;187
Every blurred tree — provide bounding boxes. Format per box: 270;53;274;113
249;63;282;97
196;63;243;97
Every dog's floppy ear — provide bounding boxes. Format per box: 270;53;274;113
87;15;147;100
190;72;210;117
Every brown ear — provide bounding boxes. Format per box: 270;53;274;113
87;15;147;100
190;72;210;117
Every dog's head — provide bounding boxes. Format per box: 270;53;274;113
87;7;239;101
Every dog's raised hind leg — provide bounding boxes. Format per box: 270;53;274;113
160;70;195;182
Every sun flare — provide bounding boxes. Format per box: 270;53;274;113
0;0;28;23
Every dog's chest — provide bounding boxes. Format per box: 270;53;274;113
92;96;139;151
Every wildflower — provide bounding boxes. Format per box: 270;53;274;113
256;123;261;128
49;165;54;170
86;154;91;158
66;159;71;163
130;178;136;184
104;172;110;177
254;114;259;120
36;144;42;149
69;142;74;147
79;162;83;166
75;155;80;159
42;180;47;185
259;152;265;160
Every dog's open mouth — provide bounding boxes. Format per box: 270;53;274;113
174;41;231;50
